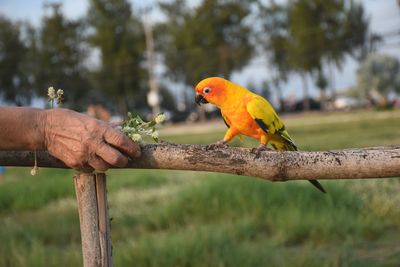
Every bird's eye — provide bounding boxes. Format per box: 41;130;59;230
203;87;211;94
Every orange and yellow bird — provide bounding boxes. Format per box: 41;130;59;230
195;77;326;193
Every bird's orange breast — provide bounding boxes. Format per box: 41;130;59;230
221;97;264;139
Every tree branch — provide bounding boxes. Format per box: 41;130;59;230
1;144;400;181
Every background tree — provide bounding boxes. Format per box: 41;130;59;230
257;2;290;112
356;53;400;106
33;4;90;109
314;69;328;109
87;0;146;114
0;16;32;105
158;84;178;112
159;0;254;90
260;0;370;110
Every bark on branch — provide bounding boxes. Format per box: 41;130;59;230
1;144;400;181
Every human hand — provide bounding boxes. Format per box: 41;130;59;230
44;108;141;172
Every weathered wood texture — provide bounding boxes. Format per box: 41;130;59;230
1;144;400;180
74;173;112;267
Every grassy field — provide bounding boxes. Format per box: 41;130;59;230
1;110;400;267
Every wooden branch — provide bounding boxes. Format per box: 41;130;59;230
74;173;112;267
1;144;400;180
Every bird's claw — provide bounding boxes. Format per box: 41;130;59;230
251;144;272;155
206;140;228;150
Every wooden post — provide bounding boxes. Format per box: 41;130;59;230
74;173;112;267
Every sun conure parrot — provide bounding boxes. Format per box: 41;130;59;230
194;77;326;193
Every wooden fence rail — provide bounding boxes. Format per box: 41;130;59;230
1;144;400;180
1;144;400;267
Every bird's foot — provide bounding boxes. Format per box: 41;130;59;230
251;144;272;156
159;140;171;145
206;140;228;150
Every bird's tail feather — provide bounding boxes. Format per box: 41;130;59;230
308;180;326;193
279;130;298;151
276;132;327;194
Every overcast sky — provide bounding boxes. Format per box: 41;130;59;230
1;0;399;103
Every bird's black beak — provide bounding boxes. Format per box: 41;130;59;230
195;94;208;105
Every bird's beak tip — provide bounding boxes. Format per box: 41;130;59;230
195;94;208;105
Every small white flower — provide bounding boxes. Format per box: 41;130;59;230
48;86;55;99
125;126;135;132
30;166;38;176
57;89;64;97
155;113;165;124
56;88;64;104
130;133;142;142
151;131;159;139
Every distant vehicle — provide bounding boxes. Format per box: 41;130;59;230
334;97;359;110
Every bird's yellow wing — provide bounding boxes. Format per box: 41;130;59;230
246;96;284;134
246;96;297;150
247;95;325;193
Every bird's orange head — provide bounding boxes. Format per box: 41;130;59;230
194;77;229;107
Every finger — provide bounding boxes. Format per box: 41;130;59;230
96;142;129;167
88;156;111;172
104;128;141;158
63;157;93;173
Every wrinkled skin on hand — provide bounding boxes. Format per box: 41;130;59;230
44;109;141;172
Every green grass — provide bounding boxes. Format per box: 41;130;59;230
1;110;400;267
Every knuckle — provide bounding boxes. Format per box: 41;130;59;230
87;119;100;130
106;128;126;145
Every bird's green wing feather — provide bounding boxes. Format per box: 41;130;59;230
246;96;297;150
246;96;284;134
247;96;325;193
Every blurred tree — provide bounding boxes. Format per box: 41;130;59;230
33;3;90;109
356;53;400;106
0;16;32;105
270;77;287;112
260;80;272;101
260;0;370;110
160;87;177;112
341;1;375;63
246;80;271;102
87;0;146;114
158;0;254;88
314;69;328;109
257;3;290;112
